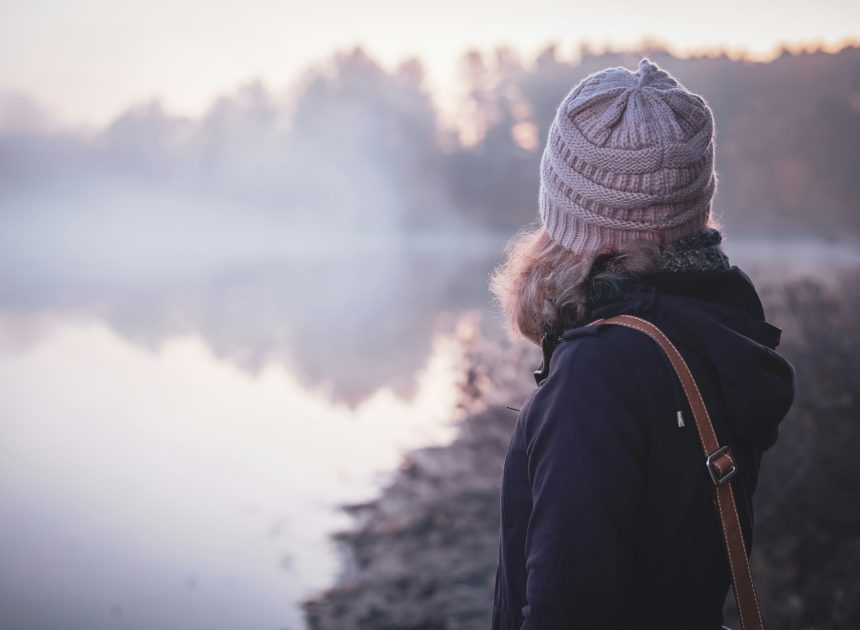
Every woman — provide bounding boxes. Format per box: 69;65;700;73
489;58;796;629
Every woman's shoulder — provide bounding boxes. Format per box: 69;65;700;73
553;320;659;379
521;328;652;442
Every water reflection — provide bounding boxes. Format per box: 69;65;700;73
0;316;465;629
0;183;505;402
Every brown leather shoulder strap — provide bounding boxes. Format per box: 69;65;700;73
589;314;765;630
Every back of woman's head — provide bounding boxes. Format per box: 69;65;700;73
492;57;723;344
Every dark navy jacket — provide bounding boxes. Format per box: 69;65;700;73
491;266;796;630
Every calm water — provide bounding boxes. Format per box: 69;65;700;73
0;314;467;630
0;189;504;629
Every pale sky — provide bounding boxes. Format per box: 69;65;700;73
1;0;858;128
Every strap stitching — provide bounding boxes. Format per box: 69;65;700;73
714;488;754;629
724;485;765;627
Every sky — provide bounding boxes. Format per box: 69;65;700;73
1;0;858;129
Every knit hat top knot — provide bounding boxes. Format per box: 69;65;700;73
539;57;718;254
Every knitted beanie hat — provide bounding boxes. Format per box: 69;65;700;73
539;57;718;255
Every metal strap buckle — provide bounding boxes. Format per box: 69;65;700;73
706;445;738;486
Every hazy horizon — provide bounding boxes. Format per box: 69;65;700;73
2;0;858;129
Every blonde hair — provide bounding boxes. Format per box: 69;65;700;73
489;223;663;345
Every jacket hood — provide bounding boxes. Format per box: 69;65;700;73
575;265;796;451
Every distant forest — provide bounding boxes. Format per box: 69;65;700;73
3;44;858;241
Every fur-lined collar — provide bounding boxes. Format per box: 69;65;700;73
588;228;730;307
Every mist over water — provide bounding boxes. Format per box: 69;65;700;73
0;182;501;402
0;182;490;630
